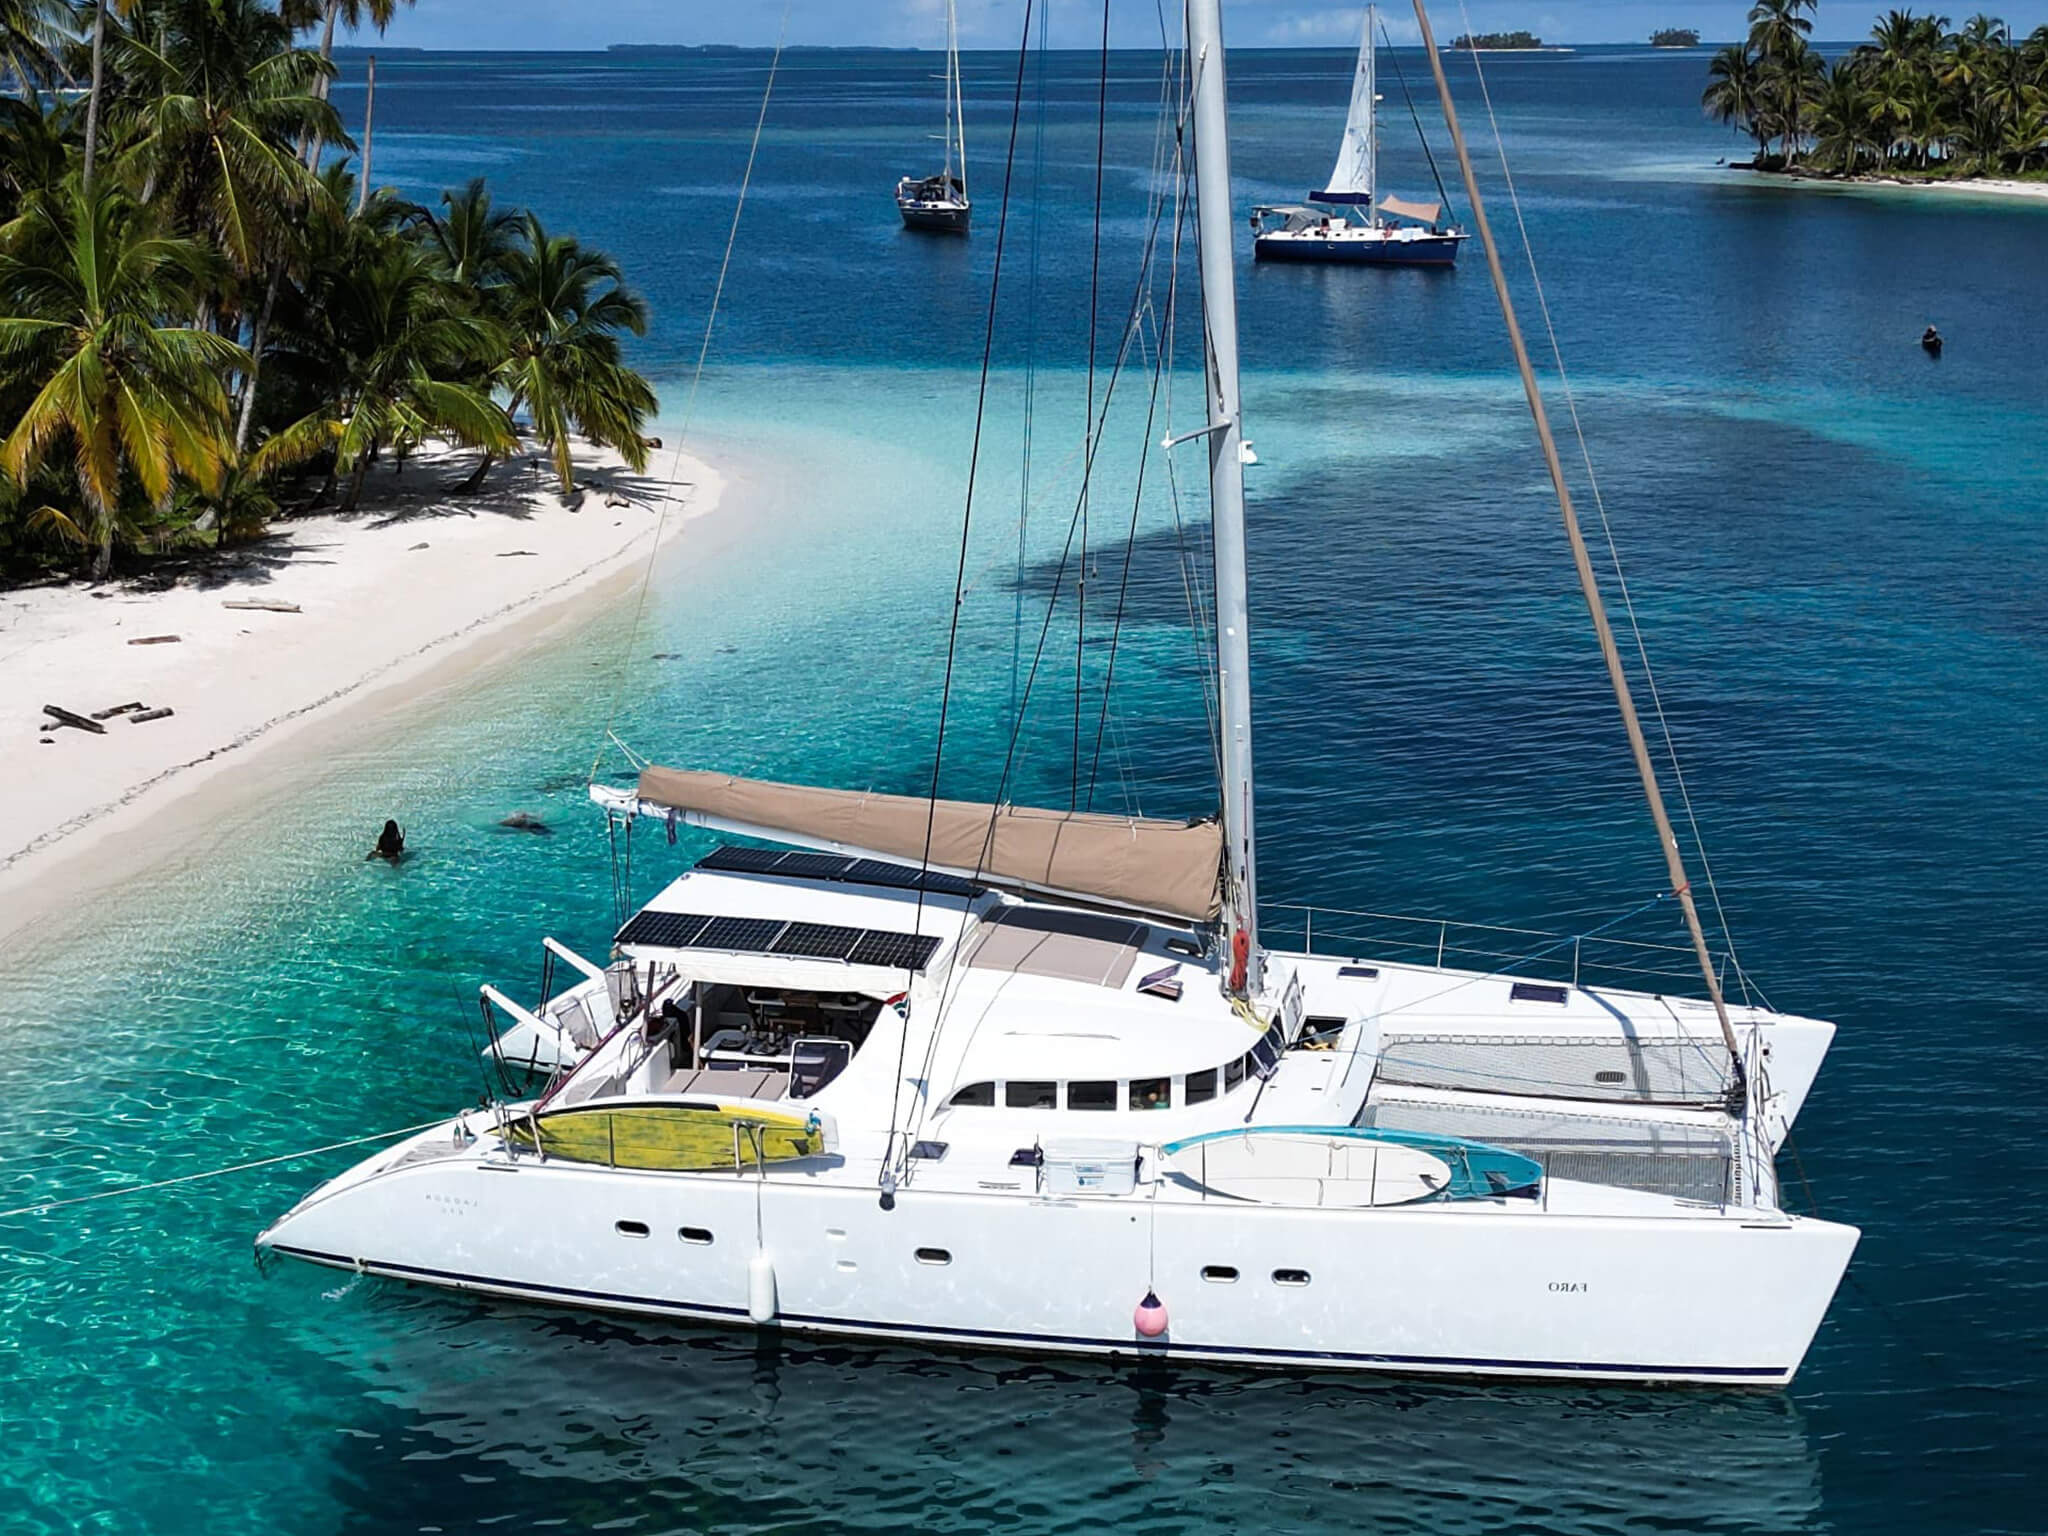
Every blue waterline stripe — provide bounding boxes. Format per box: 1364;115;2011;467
264;1244;1785;1380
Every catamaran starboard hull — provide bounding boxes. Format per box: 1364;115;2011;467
260;1119;1858;1387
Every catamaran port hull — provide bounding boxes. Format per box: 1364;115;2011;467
1255;231;1465;266
260;1124;1857;1387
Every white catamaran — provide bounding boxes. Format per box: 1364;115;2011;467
1253;5;1468;265
259;1;1857;1385
895;0;971;233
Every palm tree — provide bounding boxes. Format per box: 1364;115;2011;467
412;176;519;292
0;0;66;101
1703;43;1771;160
302;0;413;168
489;211;655;496
252;234;516;511
0;180;244;576
1814;60;1880;171
1747;0;1820;162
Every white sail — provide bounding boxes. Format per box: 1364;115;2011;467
1313;7;1377;205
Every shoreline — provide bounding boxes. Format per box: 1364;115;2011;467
1727;165;2048;202
0;440;722;940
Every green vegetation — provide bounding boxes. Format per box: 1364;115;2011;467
1451;31;1543;50
1704;5;2048;179
1652;28;1704;47
0;1;657;580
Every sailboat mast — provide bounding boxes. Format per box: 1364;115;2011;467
1365;5;1379;217
1186;0;1261;995
948;0;967;200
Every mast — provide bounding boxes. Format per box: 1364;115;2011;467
948;0;968;201
1364;5;1379;218
1409;0;1747;1092
1185;0;1261;995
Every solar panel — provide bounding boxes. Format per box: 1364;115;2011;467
696;845;978;899
616;911;713;948
617;901;942;972
694;916;786;952
850;931;943;970
775;850;860;879
695;846;786;873
772;922;866;960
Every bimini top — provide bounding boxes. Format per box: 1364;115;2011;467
631;767;1223;922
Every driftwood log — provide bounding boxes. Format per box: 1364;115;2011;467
129;708;175;724
222;599;301;613
42;704;106;735
90;702;146;720
127;634;182;646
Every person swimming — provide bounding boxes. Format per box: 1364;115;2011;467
369;819;405;861
1922;325;1944;353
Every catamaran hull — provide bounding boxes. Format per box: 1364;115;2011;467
260;1130;1857;1386
1255;231;1465;266
899;201;971;234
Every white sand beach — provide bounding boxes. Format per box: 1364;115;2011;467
0;440;720;930
1738;168;2048;202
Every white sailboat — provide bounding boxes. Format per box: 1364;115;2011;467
258;0;1857;1385
895;0;971;233
1253;5;1468;264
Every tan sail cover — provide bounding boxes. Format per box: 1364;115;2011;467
636;767;1222;921
1377;195;1443;225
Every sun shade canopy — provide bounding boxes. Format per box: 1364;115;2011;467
634;768;1223;922
1376;194;1444;225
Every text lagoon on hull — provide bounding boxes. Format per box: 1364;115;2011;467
895;0;971;233
258;0;1857;1386
1252;5;1469;266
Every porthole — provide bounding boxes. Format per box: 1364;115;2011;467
915;1247;952;1266
1272;1268;1311;1287
615;1220;650;1238
678;1226;713;1245
1201;1265;1239;1283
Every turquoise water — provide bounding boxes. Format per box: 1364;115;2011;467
4;44;2045;1534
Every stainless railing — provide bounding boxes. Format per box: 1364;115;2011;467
1262;901;1738;995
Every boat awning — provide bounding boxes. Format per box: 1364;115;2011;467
1377;194;1443;225
629;768;1224;922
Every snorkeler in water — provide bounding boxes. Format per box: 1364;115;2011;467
369;819;405;861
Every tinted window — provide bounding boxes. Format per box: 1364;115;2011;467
1130;1077;1171;1110
1224;1058;1246;1091
949;1082;995;1107
1186;1068;1217;1104
1006;1080;1056;1109
1068;1080;1116;1111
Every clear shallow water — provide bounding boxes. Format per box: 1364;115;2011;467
3;45;2045;1536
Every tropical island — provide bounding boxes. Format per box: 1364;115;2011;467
1652;28;1704;47
0;0;661;585
1451;31;1544;50
1704;3;2048;185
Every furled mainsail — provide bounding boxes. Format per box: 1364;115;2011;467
634;768;1223;921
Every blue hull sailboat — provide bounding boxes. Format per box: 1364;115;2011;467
1253;6;1467;266
896;0;970;235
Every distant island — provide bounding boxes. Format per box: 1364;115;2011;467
1650;28;1702;47
1451;31;1542;50
1704;5;2048;187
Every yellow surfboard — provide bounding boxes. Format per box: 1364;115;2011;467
508;1100;832;1172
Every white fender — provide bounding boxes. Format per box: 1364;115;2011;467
747;1251;778;1324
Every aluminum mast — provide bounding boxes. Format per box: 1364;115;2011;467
1185;0;1261;995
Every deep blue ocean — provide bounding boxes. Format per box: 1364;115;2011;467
3;40;2045;1536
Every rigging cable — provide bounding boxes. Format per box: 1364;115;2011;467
588;0;792;787
1076;0;1113;806
1448;0;1756;1005
884;0;1041;1194
1379;18;1458;219
0;1121;452;1222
